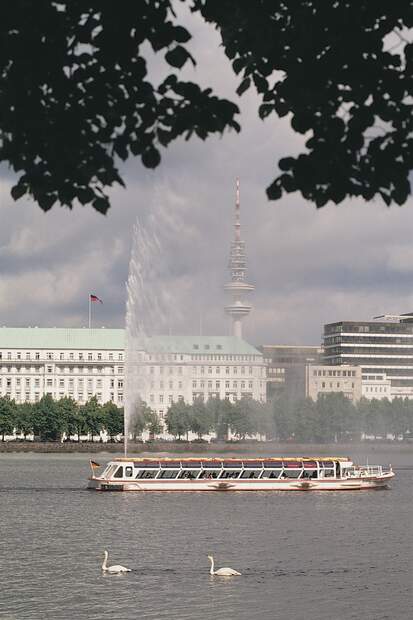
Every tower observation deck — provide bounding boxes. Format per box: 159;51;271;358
224;179;254;339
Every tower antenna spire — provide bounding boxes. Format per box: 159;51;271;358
224;179;254;339
235;177;241;242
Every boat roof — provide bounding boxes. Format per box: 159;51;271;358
113;456;351;463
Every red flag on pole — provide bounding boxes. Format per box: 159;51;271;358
90;294;103;304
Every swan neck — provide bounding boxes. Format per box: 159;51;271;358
209;556;214;575
102;551;108;570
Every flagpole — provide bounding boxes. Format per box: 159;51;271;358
88;295;91;329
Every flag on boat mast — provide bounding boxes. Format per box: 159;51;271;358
89;460;101;474
88;293;103;328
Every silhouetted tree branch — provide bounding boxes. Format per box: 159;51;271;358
0;1;412;212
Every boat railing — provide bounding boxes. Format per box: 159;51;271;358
346;465;384;478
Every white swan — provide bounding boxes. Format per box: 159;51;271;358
208;554;241;576
101;550;131;574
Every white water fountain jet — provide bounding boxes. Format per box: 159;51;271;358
124;215;170;456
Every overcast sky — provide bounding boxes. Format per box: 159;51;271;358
1;6;413;347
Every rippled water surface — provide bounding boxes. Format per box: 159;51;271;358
0;448;412;619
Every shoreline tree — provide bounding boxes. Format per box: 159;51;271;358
0;397;15;441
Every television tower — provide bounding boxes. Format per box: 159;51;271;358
224;179;254;338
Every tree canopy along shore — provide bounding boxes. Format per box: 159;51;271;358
0;1;412;213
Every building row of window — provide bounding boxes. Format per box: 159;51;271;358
0;378;124;389
325;347;413;357
148;365;259;376
325;323;413;335
324;356;413;368
148;388;259;405
0;390;123;404
148;379;258;391
363;386;389;393
325;335;413;345
0;351;123;361
190;353;261;361
313;369;356;377
316;381;356;389
192;380;254;390
0;365;123;375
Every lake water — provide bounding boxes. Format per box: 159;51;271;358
0;447;412;619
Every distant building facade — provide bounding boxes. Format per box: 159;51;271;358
260;345;323;401
140;336;266;420
0;327;125;406
323;316;413;400
305;364;362;402
0;329;266;415
361;372;392;400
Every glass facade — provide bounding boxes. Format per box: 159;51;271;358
323;321;413;391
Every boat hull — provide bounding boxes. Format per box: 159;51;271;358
88;472;394;492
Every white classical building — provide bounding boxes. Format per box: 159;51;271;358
0;327;125;406
140;335;266;420
0;328;266;413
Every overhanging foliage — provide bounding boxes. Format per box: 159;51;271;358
0;1;412;212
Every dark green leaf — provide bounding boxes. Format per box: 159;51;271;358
266;180;282;200
11;183;27;201
165;45;194;69
236;77;251;96
232;58;244;74
142;147;161;168
92;197;110;214
258;104;273;119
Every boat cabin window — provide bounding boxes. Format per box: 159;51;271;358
113;466;124;478
219;470;240;479
319;462;335;477
261;470;282;479
263;461;283;469
199;470;219;479
125;466;133;478
242;461;263;469
181;461;202;469
135;469;157;479
281;469;302;479
158;469;179;479
202;462;222;469
178;470;200;479
103;464;117;478
301;469;317;479
240;470;261;479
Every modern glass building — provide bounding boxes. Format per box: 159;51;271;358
323;316;413;398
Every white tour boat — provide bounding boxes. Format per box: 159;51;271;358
87;456;394;492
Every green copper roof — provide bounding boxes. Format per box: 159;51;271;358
0;328;262;355
144;336;261;356
0;328;124;350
